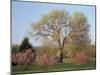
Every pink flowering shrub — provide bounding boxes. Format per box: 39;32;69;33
12;49;35;65
35;53;59;67
73;51;91;65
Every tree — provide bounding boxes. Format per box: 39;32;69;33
12;44;19;52
32;10;69;63
19;37;37;59
19;37;33;51
68;12;90;51
31;10;90;63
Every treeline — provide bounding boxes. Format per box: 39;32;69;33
12;37;95;66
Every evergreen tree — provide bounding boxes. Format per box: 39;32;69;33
19;37;32;51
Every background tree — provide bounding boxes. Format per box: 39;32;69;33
68;12;90;52
19;37;33;51
19;37;37;59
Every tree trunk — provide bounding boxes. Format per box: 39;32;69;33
58;37;66;63
59;48;63;63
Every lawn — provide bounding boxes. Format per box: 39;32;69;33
11;58;96;74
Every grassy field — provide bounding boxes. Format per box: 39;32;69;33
11;58;96;75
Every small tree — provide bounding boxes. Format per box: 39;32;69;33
19;37;33;51
19;37;36;60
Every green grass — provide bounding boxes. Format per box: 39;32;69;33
11;58;96;75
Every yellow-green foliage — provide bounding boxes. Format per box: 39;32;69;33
85;44;96;57
63;43;95;58
63;44;76;58
36;45;59;56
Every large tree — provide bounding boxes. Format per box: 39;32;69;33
31;10;90;63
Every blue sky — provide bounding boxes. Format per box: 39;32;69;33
12;1;96;46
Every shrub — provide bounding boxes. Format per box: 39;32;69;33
73;51;91;65
12;49;35;66
35;53;50;66
12;37;37;66
35;53;59;67
12;52;18;66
